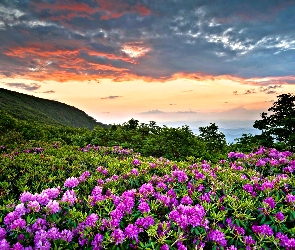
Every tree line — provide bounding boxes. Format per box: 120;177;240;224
1;93;295;162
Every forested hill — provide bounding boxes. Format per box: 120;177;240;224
0;88;109;129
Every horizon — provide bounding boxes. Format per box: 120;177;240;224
1;0;295;137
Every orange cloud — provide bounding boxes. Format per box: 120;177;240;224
3;42;295;85
85;49;137;64
31;0;98;20
3;42;132;82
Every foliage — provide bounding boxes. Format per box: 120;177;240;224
254;93;295;150
0;143;295;249
1;98;295;248
0;88;109;129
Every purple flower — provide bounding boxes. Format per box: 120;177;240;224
169;204;207;230
85;213;99;227
233;225;245;235
27;201;40;212
227;246;238;250
207;229;227;246
0;239;10;250
132;159;141;166
11;242;25;250
131;168;139;176
91;233;104;249
111;229;125;245
200;193;211;203
244;235;256;245
156;182;167;190
111;175;119;181
78;171;91;182
97;179;104;185
4;212;17;225
46;200;60;214
172;170;188;183
274;212;285;221
138;200;150;213
42;187;61;199
47;227;61;240
252;225;273;236
156;193;170;207
256;159;267;167
34;229;51;250
286;238;295;249
30;218;47;233
20;191;35;203
89;186;106;205
286;194;295;203
61;190;77;206
195;172;205;180
243;184;253;193
60;229;73;242
102;169;108;176
135;216;154;229
176;241;187;250
139;183;155;198
276;232;289;247
0;228;6;240
160;244;169;250
14;203;27;217
261;181;274;191
263;197;276;209
124;224;140;241
35;193;50;205
64;177;79;188
8;218;26;230
181;196;193;205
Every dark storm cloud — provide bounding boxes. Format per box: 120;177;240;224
1;0;295;81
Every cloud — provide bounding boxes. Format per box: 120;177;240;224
140;109;197;115
41;90;55;94
259;84;282;95
97;0;150;20
101;95;122;99
0;0;295;82
265;90;277;95
5;82;41;91
181;90;194;92
244;89;256;94
140;109;165;114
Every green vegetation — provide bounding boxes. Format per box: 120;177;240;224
0;88;109;129
0;92;295;249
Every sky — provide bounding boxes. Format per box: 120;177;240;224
1;0;295;140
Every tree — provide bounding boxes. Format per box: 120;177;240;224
198;123;227;152
253;93;295;149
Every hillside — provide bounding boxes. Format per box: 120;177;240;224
0;88;108;129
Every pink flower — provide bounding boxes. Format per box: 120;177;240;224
64;177;79;188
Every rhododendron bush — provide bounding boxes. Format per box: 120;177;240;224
0;145;295;249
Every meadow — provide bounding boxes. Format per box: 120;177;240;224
1;93;295;249
1;142;295;249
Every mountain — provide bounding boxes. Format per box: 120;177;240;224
0;88;109;129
